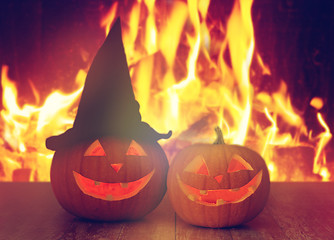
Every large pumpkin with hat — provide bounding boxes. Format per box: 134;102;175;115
51;137;168;221
46;18;171;221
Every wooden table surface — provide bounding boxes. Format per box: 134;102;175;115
0;182;333;240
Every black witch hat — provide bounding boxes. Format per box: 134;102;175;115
46;18;171;151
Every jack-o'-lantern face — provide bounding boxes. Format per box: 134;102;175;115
50;137;168;221
73;139;154;201
177;153;263;206
167;143;270;228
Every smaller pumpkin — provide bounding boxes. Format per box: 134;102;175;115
167;127;270;228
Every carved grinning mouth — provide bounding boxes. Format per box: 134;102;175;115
177;170;263;206
73;169;155;201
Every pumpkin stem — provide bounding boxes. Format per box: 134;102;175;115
214;126;225;144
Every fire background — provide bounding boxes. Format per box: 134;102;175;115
0;0;333;177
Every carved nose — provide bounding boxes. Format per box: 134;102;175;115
110;163;123;173
214;175;223;183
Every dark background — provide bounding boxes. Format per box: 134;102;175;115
0;0;333;154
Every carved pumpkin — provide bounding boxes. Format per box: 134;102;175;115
167;127;270;228
51;137;168;221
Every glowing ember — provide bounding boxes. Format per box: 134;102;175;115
0;0;332;181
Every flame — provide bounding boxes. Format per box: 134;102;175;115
100;2;119;36
313;113;332;178
0;65;84;181
310;97;324;110
0;0;332;181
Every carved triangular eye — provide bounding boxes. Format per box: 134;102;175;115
84;140;106;156
227;154;253;173
185;155;210;176
110;163;123;173
126;140;147;156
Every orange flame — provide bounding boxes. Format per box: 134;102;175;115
0;65;84;181
100;2;118;36
313;113;332;180
0;0;332;181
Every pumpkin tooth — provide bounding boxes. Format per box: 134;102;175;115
248;186;256;194
187;194;196;201
121;182;128;188
216;199;225;206
106;194;113;201
200;190;208;195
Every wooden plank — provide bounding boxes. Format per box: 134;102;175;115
115;195;175;240
0;183;175;240
0;182;124;240
175;215;232;240
1;182;334;239
268;182;334;240
0;182;72;239
55;220;124;240
174;191;287;240
229;194;288;240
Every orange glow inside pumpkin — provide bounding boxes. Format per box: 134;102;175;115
177;170;262;205
73;169;155;201
84;140;106;156
126;140;147;156
214;175;223;183
227;154;254;173
178;154;263;205
196;162;209;175
185;155;210;176
73;139;154;201
110;163;123;173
